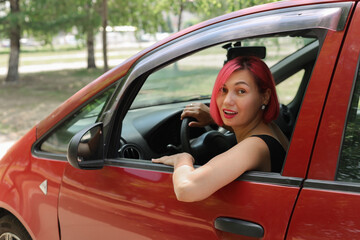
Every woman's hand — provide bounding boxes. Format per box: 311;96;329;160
180;102;214;127
152;152;194;167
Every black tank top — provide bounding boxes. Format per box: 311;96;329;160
251;135;286;172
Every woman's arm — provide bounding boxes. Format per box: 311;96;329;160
152;137;270;202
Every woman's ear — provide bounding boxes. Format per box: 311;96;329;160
263;88;271;105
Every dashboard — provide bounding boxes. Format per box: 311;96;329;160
120;101;207;160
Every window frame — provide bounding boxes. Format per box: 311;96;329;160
32;82;119;161
107;4;350;174
336;57;360;183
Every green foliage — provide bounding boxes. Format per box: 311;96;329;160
0;0;280;44
155;0;279;30
108;0;168;34
193;0;280;19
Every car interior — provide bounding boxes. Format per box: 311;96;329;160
118;33;320;170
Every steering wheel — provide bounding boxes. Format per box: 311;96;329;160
180;117;236;165
180;117;196;155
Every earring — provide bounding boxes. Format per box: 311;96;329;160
261;104;266;110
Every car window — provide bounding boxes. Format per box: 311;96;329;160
337;66;360;182
130;47;223;109
40;86;115;155
276;70;304;105
131;36;314;109
120;34;318;162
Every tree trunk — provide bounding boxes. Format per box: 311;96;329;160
177;0;184;31
102;0;108;72
87;28;97;69
5;0;21;83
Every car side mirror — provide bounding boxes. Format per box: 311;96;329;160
67;122;104;170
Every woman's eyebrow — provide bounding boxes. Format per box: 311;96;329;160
234;80;250;86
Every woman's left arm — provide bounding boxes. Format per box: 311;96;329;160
152;137;269;202
152;153;197;201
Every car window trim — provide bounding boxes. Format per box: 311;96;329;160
104;158;303;187
304;179;360;194
120;2;351;93
32;82;120;160
335;53;360;181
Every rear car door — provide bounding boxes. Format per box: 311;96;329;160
57;2;353;239
287;3;360;239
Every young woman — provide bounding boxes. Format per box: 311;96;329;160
152;56;288;202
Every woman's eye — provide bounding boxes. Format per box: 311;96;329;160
219;87;228;93
238;89;246;94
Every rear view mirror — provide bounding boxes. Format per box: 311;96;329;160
67;122;104;170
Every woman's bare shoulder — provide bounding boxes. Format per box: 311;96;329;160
269;122;289;149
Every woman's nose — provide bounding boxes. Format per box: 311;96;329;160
223;92;235;106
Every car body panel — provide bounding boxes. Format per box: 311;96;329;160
287;183;360;239
58;164;301;239
286;4;360;239
308;2;360;181
282;29;349;178
0;127;66;240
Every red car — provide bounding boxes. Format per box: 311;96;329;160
2;0;360;239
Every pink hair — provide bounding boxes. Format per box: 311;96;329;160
210;56;279;126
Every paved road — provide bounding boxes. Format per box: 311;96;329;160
0;135;15;159
0;58;125;75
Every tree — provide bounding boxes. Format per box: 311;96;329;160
102;0;108;71
0;0;21;83
159;0;279;31
6;0;20;83
27;0;101;69
108;0;168;38
0;0;77;83
223;0;277;12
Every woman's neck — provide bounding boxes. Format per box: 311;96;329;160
233;119;268;142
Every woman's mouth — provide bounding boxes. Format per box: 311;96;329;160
223;109;238;119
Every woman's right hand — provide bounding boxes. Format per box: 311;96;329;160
180;102;214;127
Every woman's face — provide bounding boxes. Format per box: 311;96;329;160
216;69;266;130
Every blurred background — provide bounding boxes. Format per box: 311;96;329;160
0;0;278;157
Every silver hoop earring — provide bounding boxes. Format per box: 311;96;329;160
261;104;266;110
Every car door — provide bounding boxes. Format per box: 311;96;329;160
286;3;360;239
57;3;353;239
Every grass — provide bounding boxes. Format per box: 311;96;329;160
0;38;302;140
0;46;143;66
0;68;106;139
0;44;147;140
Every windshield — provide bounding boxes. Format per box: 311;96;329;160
131;36;315;109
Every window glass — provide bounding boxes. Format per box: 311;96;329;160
337;69;360;182
40;86;115;154
131;47;224;109
131;36;314;109
276;70;304;105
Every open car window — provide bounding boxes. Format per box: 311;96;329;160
120;34;318;164
131;36;315;109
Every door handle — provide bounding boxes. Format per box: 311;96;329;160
214;217;264;238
